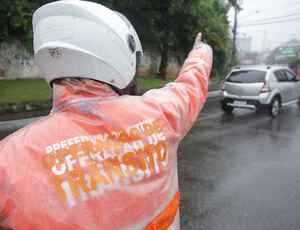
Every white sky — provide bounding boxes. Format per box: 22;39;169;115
228;0;300;52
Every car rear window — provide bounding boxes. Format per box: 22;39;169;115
227;70;266;83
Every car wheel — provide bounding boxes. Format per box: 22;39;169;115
268;97;280;118
221;100;234;114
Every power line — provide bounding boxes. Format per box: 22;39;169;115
245;1;300;14
241;12;300;24
239;10;260;19
282;0;300;8
239;3;300;22
240;16;300;27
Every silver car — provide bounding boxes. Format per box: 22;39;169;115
221;66;300;117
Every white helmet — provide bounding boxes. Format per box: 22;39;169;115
33;0;143;89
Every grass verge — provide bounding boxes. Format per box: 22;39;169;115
0;76;219;105
136;77;173;92
0;79;52;105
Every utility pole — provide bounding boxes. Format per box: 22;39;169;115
231;7;238;66
262;29;268;51
231;0;243;66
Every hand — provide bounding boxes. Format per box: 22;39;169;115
192;32;213;58
193;33;203;49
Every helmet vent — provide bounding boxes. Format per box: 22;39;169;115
128;35;136;53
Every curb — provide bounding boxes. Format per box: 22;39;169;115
208;90;221;98
0;117;40;131
0;100;52;115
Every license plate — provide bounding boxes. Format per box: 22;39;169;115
234;100;247;106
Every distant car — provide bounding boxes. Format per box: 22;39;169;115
221;66;300;117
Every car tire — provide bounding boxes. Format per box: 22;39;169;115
268;97;281;118
221;100;234;114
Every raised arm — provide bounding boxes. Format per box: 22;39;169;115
143;33;213;137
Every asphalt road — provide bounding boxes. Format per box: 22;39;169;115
179;97;300;230
1;96;300;230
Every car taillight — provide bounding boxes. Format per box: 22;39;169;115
261;81;271;93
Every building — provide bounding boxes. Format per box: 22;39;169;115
266;39;300;65
237;35;253;54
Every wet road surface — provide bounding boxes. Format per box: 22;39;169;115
1;97;300;230
179;97;300;230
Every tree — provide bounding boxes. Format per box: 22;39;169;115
228;0;242;66
102;0;233;79
0;0;57;48
0;0;233;79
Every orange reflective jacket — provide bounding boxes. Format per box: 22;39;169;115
0;44;212;230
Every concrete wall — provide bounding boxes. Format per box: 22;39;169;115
137;49;182;78
0;43;182;79
0;43;40;79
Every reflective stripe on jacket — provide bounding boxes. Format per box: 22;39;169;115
0;44;212;230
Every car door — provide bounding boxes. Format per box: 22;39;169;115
274;70;293;103
285;70;300;100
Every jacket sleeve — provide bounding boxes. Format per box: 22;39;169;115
0;142;14;229
143;44;213;137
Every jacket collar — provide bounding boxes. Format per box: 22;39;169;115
52;79;119;111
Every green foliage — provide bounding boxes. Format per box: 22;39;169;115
99;0;233;78
0;0;233;77
194;0;232;76
0;0;55;48
289;58;300;74
137;77;173;91
228;0;241;10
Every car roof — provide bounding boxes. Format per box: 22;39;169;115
231;65;290;72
